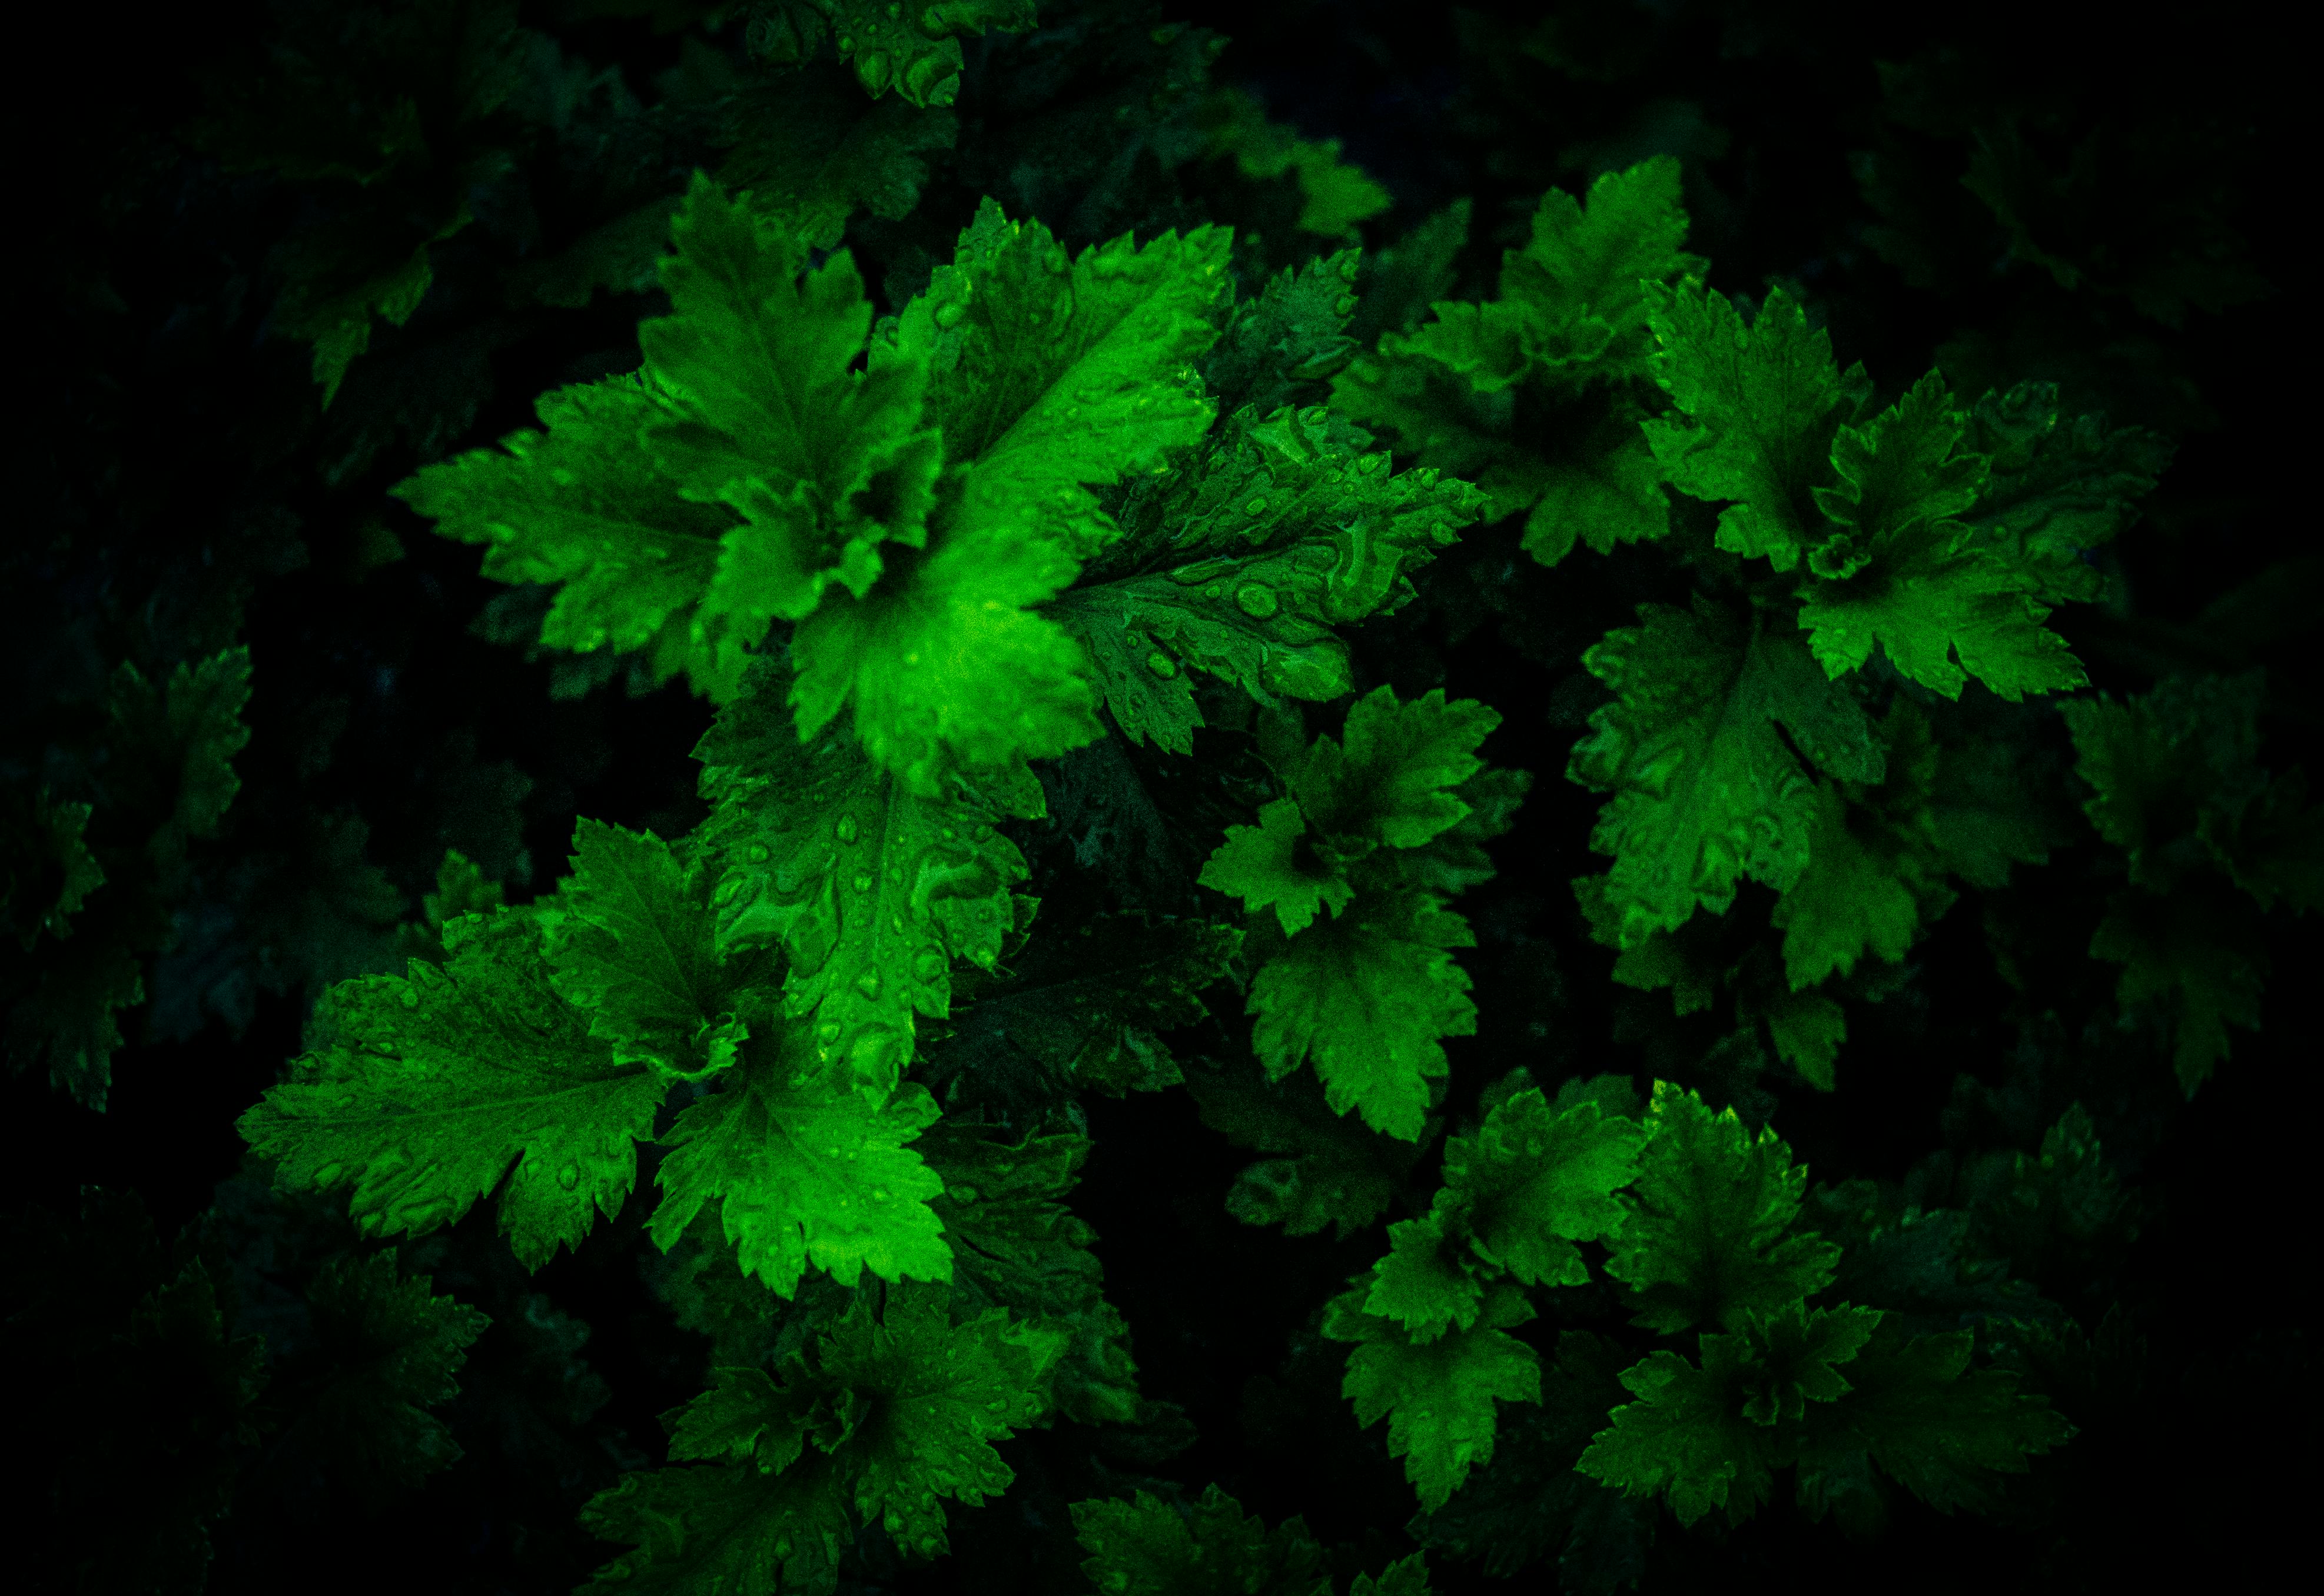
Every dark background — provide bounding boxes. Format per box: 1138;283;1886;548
9;1;2312;1591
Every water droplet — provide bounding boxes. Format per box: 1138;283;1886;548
1300;404;1329;425
746;842;771;864
852;873;872;892
836;815;859;843
1334;294;1359;315
1244;496;1269;515
856;971;883;1000
817;1020;842;1044
1357;453;1386;474
314;1162;344;1187
1203;583;1221;598
713;877;740;904
856;50;892;93
1235;582;1280;619
1144;650;1178;679
837;34;855;51
913;949;946;982
557;1163;581;1191
933;300;965;329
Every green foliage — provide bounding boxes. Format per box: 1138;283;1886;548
1568;600;1882;950
652;1023;952;1299
1202;687;1520;1139
583;1284;1058;1588
1579;1313;2070;1528
1605;1083;1840;1334
743;1;1040;107
922;912;1239;1108
296;1249;494;1507
1326;1281;1543;1512
5;649;255;1108
1189;1053;1429;1240
695;659;1033;1096
918;1117;1142;1424
1334;157;1701;565
1410;1332;1654;1593
403;178;1231;768
240;898;672;1268
1057;403;1488;756
1645;283;2164;701
1070;1481;1433;1595
1199;88;1394;238
2065;671;2320;1089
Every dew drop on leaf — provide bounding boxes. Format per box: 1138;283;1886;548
1235;582;1280;619
1144;650;1178;679
747;843;771;863
856;970;883;1000
934;300;965;330
913;949;945;982
557;1163;581;1191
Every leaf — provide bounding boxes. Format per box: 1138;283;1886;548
1203;249;1364;416
1296;687;1499;852
1405;157;1700;393
918;913;1239;1109
1797;374;2086;701
1642;282;1862;571
716;73;958;250
643;174;937;629
649;1023;952;1299
1575;1304;1879;1528
1200;87;1392;236
918;1118;1141;1425
581;1461;849;1596
1603;1082;1840;1334
1567;601;1883;949
1439;1085;1645;1287
1055;405;1485;753
1347;200;1469;350
238;905;668;1268
1956;382;2171;606
393;376;743;699
794;201;1230;786
2064;671;2266;895
805;1284;1060;1552
2089;884;2267;1095
294;1251;491;1509
549;819;779;1083
1770;703;1956;992
1201;798;1350;936
5;932;145;1112
393;848;506;967
2;789;104;949
1366;1211;1488;1342
1412;1332;1654;1592
1187;1055;1429;1241
1795;1321;2073;1514
1328;1282;1543;1511
696;660;1032;1093
1071;1482;1329;1596
1249;890;1476;1142
503;197;682;309
752;1;1040;107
